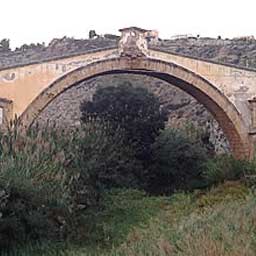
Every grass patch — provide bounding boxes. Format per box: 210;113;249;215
71;189;167;248
3;182;256;256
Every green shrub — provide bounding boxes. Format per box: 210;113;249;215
0;120;144;249
69;120;143;206
202;155;256;186
0;122;99;249
0;125;72;249
0;185;60;249
148;128;208;194
175;121;215;154
80;82;168;162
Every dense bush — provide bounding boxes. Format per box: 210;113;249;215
80;82;168;162
0;125;74;249
202;155;256;186
0;120;144;249
70;120;143;194
147;128;208;194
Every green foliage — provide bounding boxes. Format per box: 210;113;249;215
0;124;78;249
4;183;256;256
72;189;163;248
70;120;143;195
196;181;249;208
148;128;208;194
80;82;168;161
0;122;105;249
202;155;256;186
0;119;145;249
175;121;215;153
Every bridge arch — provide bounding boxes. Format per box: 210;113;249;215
19;57;253;159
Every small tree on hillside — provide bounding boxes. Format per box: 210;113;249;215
149;128;208;194
89;30;98;39
80;82;168;162
0;39;10;52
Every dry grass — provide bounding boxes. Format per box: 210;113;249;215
109;183;256;256
1;154;256;256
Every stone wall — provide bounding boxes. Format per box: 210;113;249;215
35;74;230;154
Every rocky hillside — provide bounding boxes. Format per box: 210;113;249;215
3;34;256;153
0;37;117;70
1;35;256;70
154;37;256;68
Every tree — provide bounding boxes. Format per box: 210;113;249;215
89;30;98;39
0;39;10;52
72;120;143;191
148;128;208;194
80;82;168;162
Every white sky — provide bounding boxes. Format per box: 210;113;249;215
1;0;256;49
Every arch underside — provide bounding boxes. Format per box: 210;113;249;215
19;57;252;159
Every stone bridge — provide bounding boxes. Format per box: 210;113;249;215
0;27;256;159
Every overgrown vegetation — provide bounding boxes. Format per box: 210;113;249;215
3;183;256;256
1;83;256;255
148;128;208;194
80;82;168;163
202;154;256;186
0;119;142;250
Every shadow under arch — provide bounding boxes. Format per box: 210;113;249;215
19;57;253;159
